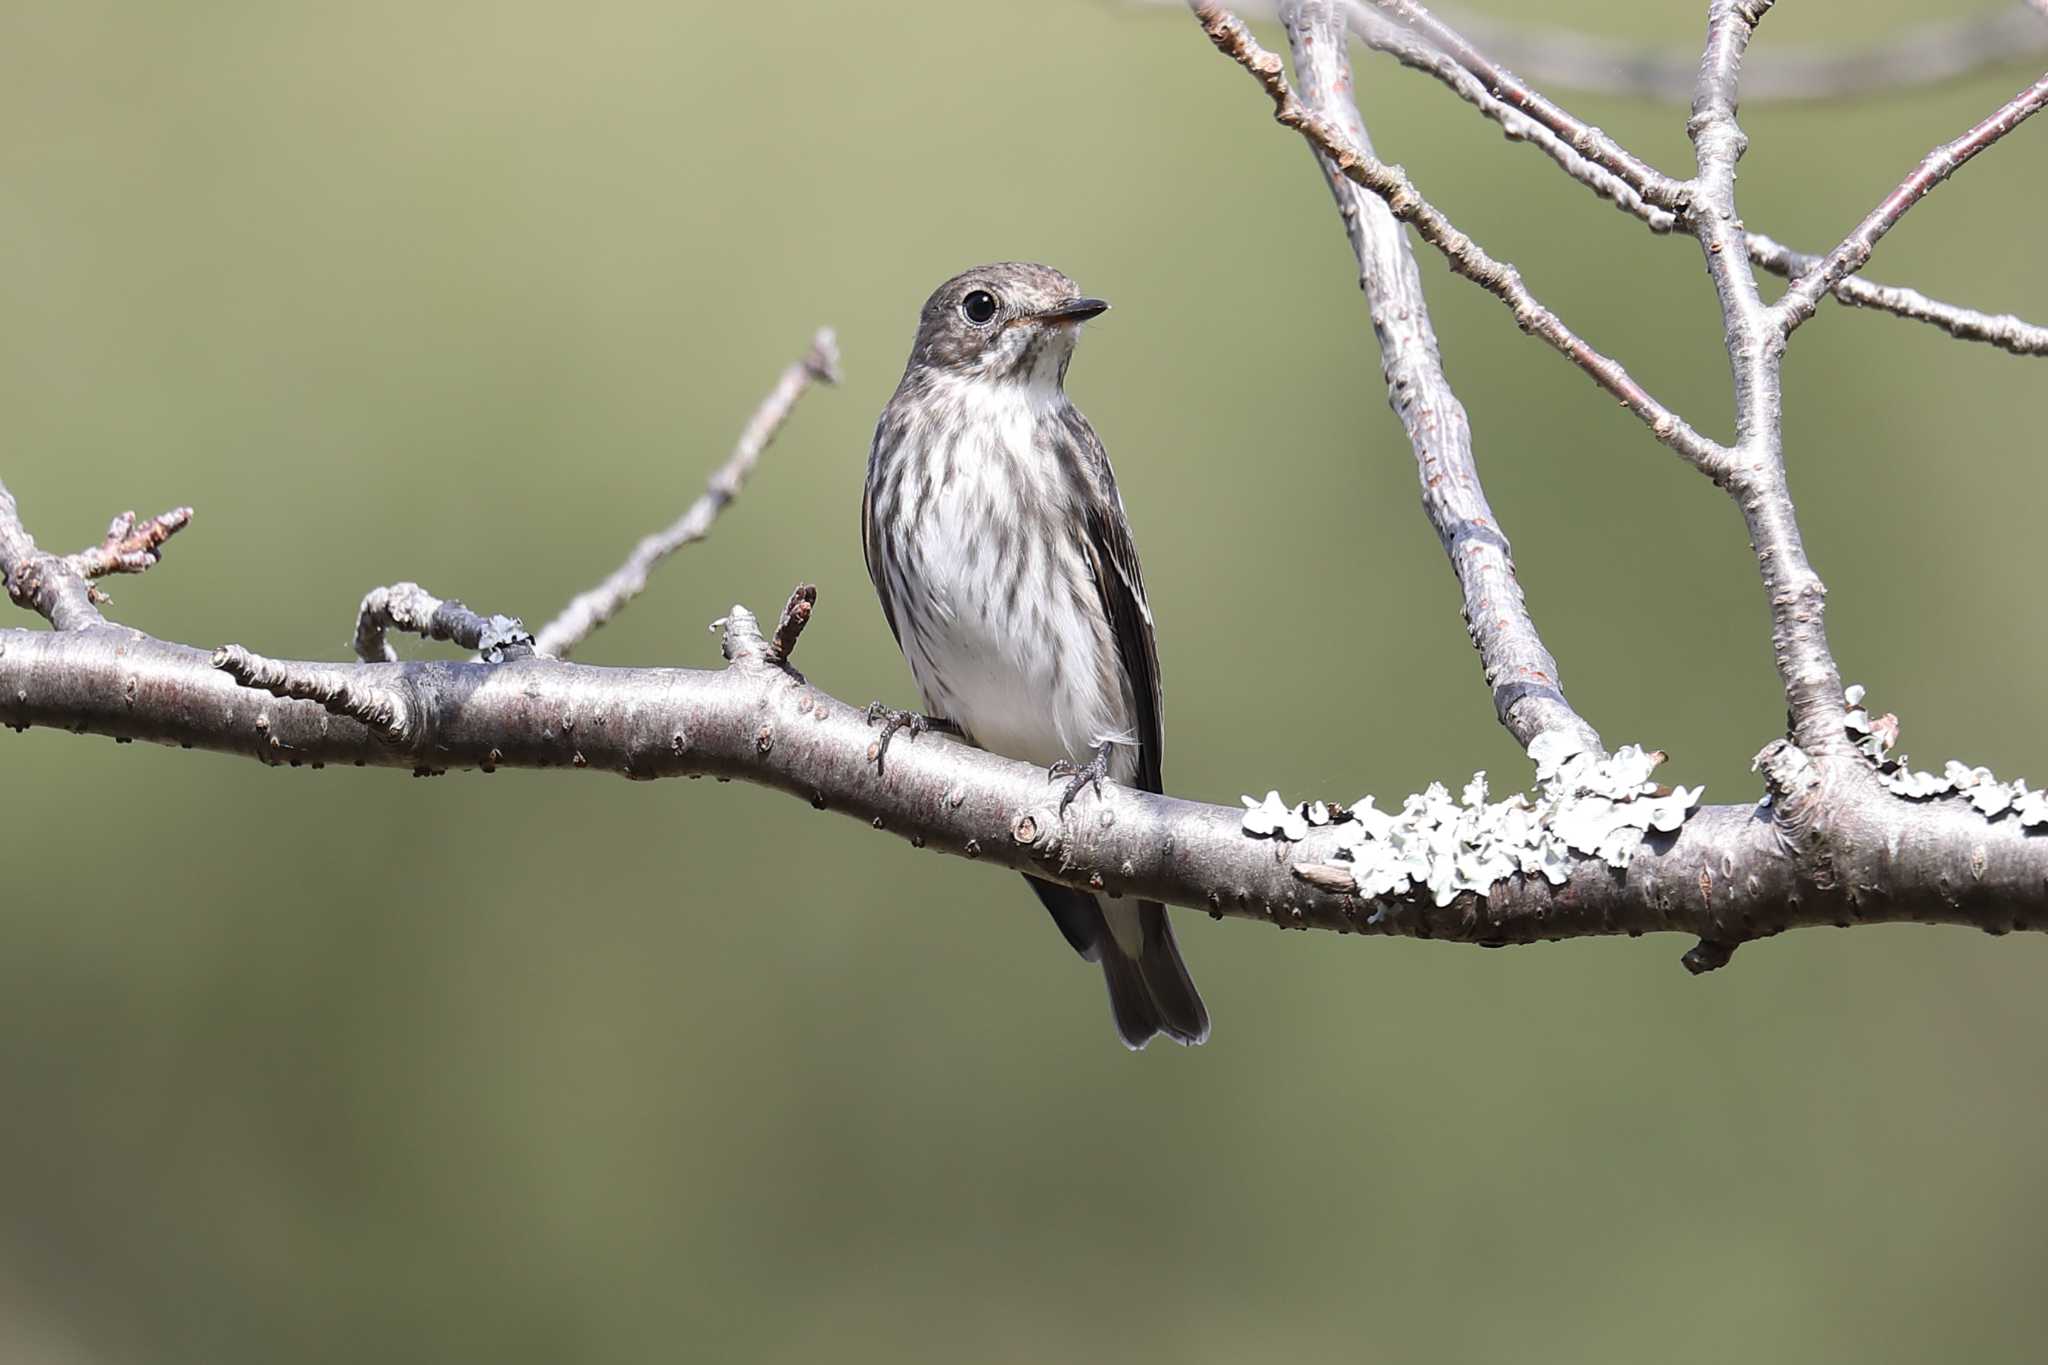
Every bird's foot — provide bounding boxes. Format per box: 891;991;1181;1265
1049;746;1112;817
864;703;956;773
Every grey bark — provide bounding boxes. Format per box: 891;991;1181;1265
4;611;2044;958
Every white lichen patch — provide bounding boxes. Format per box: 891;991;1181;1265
1845;684;2048;826
1241;790;1310;841
1249;733;1704;911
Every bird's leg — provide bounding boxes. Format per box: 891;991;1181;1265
1048;745;1112;817
864;702;960;772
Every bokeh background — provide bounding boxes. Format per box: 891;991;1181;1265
3;1;2045;1361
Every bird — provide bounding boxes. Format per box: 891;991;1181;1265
860;262;1209;1049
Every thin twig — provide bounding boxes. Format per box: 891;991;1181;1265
1437;2;2048;105
767;583;816;666
1776;72;2048;337
533;328;840;659
1747;233;2048;356
1347;6;1678;230
1279;0;1600;756
1437;3;2048;104
64;507;194;593
1190;3;1728;476
1337;2;2048;358
1151;0;2048;104
354;581;533;663
1358;0;1684;209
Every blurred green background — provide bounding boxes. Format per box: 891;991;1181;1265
3;1;2045;1361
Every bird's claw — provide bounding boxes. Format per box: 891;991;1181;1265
865;702;940;773
1049;747;1111;817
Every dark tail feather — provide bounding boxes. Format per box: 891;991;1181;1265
1024;877;1209;1049
1025;874;1103;961
1098;937;1168;1050
1134;901;1209;1046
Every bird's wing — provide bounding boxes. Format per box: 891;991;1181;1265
860;452;904;653
1066;412;1163;796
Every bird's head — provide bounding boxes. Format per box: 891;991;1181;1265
906;262;1108;391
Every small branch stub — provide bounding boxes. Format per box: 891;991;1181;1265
212;643;412;741
354;581;533;664
65;507;194;595
768;583;817;665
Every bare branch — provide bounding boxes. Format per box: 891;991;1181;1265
1159;1;2048;104
0;479;111;631
1432;3;2048;105
63;507;194;588
354;581;534;664
212;643;413;742
1279;0;1600;757
1777;72;2048;337
1323;4;2048;357
1357;0;1684;210
1748;236;2048;357
532;328;840;659
1189;4;1728;476
1345;5;1679;230
767;583;817;666
1675;1;1855;764
7;606;2048;959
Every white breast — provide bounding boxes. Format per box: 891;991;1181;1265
879;380;1137;777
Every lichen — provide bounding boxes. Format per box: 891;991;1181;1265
1845;684;2048;826
1246;733;1703;910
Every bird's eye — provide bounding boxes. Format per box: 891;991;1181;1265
960;290;999;325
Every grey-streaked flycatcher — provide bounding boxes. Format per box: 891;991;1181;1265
862;262;1209;1049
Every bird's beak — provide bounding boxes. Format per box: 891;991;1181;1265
1032;297;1110;325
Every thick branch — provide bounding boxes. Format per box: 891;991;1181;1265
1190;4;1728;477
5;614;2045;956
1280;0;1599;756
532;328;840;658
0;481;110;631
1687;2;1853;759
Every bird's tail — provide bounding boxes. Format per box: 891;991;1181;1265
1026;877;1209;1049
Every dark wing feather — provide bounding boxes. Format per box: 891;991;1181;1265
1064;412;1163;795
861;406;906;652
859;476;902;651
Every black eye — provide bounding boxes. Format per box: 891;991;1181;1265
960;290;998;325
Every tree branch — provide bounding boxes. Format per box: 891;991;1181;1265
1683;0;1854;761
532;328;840;659
1745;232;2048;357
1435;2;2048;105
354;581;535;664
1156;1;2048;104
5;601;2045;959
6;6;2046;991
1189;3;1729;477
1278;0;1600;757
1356;0;1684;210
1776;71;2048;337
1302;1;2048;358
0;488;194;628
